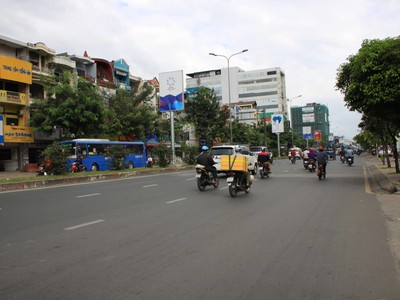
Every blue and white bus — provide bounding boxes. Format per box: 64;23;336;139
60;139;147;171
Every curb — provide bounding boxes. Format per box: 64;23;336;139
368;164;398;194
0;166;194;192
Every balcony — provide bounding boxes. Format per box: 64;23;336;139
0;90;27;105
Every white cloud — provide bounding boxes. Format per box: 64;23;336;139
2;0;399;139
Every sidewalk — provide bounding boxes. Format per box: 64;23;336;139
364;155;400;194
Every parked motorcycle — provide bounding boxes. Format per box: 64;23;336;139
70;162;87;173
258;162;270;179
307;159;316;172
226;171;254;197
346;156;354;166
195;164;219;191
36;163;48;176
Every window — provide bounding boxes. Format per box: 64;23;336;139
6;117;19;126
0;149;12;160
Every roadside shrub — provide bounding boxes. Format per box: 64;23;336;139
106;145;129;170
181;144;198;165
153;143;171;167
41;142;69;175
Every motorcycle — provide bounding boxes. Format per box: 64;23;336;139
195;164;219;191
340;155;346;164
226;171;254;198
36;163;48;176
70;162;87;173
258;162;270;179
307;159;316;172
317;164;326;180
346;156;354;166
303;159;309;169
290;156;296;164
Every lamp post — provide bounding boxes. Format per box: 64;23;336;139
287;94;302;147
209;49;248;144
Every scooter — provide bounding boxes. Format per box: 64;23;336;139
317;164;326;180
70;162;87;173
303;159;309;169
226;171;254;198
290;156;296;164
195;164;219;191
258;162;270;179
307;159;316;172
346;156;354;166
340;155;346;164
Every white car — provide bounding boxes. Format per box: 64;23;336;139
210;145;258;174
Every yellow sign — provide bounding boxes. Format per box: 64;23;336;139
0;56;32;84
4;125;34;143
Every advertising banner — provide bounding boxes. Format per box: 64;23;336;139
302;113;315;123
4;125;34;143
0;56;32;84
314;130;322;141
159;70;184;112
271;114;284;133
303;126;312;139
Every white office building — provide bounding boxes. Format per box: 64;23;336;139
186;67;287;126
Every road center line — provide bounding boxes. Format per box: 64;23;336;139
64;219;105;231
142;184;158;188
166;198;187;204
76;193;101;198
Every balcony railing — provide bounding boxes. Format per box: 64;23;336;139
0;90;27;105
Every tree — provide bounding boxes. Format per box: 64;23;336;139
105;83;158;140
184;87;229;145
29;73;106;138
336;37;400;172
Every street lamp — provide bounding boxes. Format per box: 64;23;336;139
209;49;248;144
287;94;302;146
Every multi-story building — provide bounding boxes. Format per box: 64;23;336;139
186;67;287;126
291;102;330;143
0;35;35;171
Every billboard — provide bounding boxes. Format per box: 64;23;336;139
314;130;322;141
159;70;184;112
303;126;312;139
0;56;32;84
302;113;315;123
271;114;284;133
0;116;3;144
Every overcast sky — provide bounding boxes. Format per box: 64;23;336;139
2;0;399;139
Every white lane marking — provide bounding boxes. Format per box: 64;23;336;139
64;219;105;231
142;184;158;188
186;177;196;181
166;198;187;204
76;193;100;198
219;186;228;190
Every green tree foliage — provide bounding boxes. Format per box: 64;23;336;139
105;84;158;140
184;87;229;144
336;36;400;172
29;73;106;138
153;143;172;167
106;145;129;170
40;142;69;175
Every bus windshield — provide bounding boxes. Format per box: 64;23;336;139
60;139;147;172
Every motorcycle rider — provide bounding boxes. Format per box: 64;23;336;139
196;145;218;183
316;146;328;175
257;147;271;174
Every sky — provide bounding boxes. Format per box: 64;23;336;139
2;0;399;140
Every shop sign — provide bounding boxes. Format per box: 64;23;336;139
4;125;34;143
0;56;32;84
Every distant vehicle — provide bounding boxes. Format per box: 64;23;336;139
288;147;302;160
210;145;258;175
249;145;274;164
60;139;147;171
325;147;336;160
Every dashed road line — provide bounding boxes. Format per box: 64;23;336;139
64;219;105;231
166;198;187;204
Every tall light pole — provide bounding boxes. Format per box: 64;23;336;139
287;94;302;147
209;49;248;144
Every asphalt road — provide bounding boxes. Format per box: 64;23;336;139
1;157;400;299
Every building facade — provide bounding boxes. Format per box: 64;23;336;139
0;34;157;171
186;67;287;127
291;102;330;143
